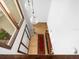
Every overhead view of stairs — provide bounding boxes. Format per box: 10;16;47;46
0;0;79;58
28;23;53;55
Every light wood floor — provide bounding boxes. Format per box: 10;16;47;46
28;23;48;55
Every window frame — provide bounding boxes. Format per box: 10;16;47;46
14;0;24;27
18;25;30;54
0;0;24;49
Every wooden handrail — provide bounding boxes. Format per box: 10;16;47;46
45;30;53;54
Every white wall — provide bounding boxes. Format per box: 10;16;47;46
47;0;79;54
33;0;51;22
19;0;33;34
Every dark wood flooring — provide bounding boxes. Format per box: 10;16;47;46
0;55;79;59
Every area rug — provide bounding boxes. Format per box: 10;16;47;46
38;34;45;54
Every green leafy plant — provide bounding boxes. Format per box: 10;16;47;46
0;31;7;39
0;29;11;40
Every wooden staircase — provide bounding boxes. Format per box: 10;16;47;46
45;30;53;54
38;30;53;55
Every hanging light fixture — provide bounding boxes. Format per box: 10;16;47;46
31;0;39;24
28;0;30;6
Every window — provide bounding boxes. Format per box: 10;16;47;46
18;25;30;54
1;0;24;27
0;0;24;49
